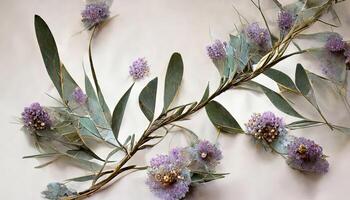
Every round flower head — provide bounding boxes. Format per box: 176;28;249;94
129;58;150;80
287;137;329;174
246;23;271;49
325;34;346;52
147;149;191;200
72;87;87;104
277;11;295;33
206;40;227;61
81;3;110;29
190;140;223;171
22;102;51;130
245;112;287;144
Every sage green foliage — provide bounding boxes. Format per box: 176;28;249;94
139;77;158;121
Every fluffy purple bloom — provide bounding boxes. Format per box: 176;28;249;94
147;150;191;200
206;40;227;61
22;102;51;130
344;46;350;64
325;34;346;52
81;3;110;29
129;58;150;80
72;87;87;104
246;23;271;48
278;11;295;33
245;112;287;144
190;140;222;171
287;137;329;174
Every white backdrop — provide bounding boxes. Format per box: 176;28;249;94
1;0;350;199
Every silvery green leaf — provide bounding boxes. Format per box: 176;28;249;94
333;125;350;135
65;150;102;171
286;120;324;130
199;83;210;105
35;15;78;102
42;182;77;200
112;84;134;139
163;53;184;112
296;32;341;42
23;153;59;159
66;174;96;182
78;117;102;139
295;64;319;108
260;85;304;118
227;33;250;75
235;80;263;93
205;101;243;134
139;77;158;121
191;171;228;184
264;68;298;93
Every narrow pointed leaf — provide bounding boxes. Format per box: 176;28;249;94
295;64;318;107
205;101;243;134
264;68;298;93
163;53;184;112
199;83;210;105
112;84;134;139
139;77;158;121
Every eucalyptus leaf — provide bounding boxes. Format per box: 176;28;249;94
295;64;318;107
286;120;324;130
163;53;184;112
333;125;350;135
139;77;158;121
66;174;97;182
199;83;210;105
112;84;134;139
205;101;243;134
264;68;298;93
235;80;263;93
296;32;341;42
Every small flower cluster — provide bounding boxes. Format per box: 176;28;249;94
81;2;110;29
245;112;329;174
246;23;271;49
325;34;346;53
147;140;223;200
206;40;227;61
129;58;150;80
72;87;87;105
22;102;51;130
277;10;295;33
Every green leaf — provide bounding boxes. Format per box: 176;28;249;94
260;85;304;118
34;15;78;101
205;101;243;134
235;80;263;93
163;53;184;112
295;64;318;107
78;117;102;140
199;83;210;105
264;68;298;93
333;125;350;135
112;84;134;139
66;174;97;182
139;77;158;121
286;120;324;130
191;171;228;184
297;32;341;42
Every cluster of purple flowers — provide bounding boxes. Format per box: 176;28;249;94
72;87;87;105
277;10;295;33
81;2;110;29
287;137;329;174
206;40;227;61
246;23;271;49
129;57;150;80
22;102;51;130
147;140;222;200
325;34;350;63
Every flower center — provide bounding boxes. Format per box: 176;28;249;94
254;125;279;143
154;169;182;186
30;120;47;130
200;152;208;159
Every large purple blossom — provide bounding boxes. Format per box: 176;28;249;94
72;87;87;104
22;102;51;130
277;11;295;33
246;23;271;49
325;34;346;53
287;137;329;174
147;149;191;200
206;40;227;61
81;3;110;29
190;140;222;171
129;58;150;80
245;112;287;144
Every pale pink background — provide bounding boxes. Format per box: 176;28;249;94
1;0;350;199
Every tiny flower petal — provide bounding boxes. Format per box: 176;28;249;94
129;58;150;80
81;3;110;29
325;34;346;52
206;40;227;61
22;102;51;130
72;87;87;104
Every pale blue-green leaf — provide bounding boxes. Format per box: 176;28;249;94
235;80;263;93
264;68;298;93
199;83;210;105
66;174;97;182
297;32;341;42
286;120;324;130
333;125;350;135
295;64;319;108
139;77;158;121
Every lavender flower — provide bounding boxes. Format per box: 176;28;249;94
277;11;295;33
129;58;150;80
325;34;346;53
206;40;227;61
81;3;110;29
246;23;271;49
245;112;287;144
147;149;191;200
287;137;329;174
42;182;77;200
72;87;87;104
22;102;51;130
190;140;223;171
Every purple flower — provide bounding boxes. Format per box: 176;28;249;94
81;3;110;29
206;40;227;61
72;87;87;104
22;102;51;130
147;150;191;200
129;58;150;80
325;34;346;53
287;137;329;174
344;46;350;64
245;112;287;144
246;23;271;49
277;11;295;33
190;140;222;171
